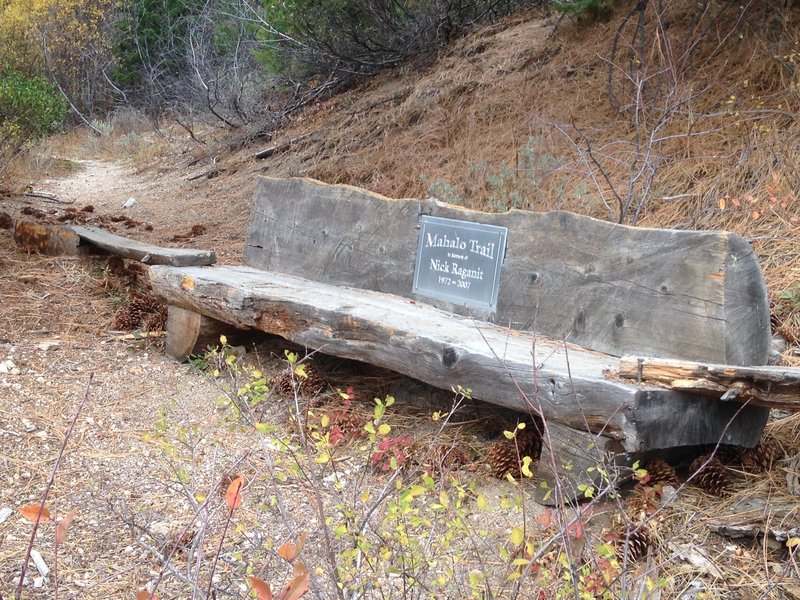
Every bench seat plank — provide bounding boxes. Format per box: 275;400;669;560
149;264;767;453
71;225;216;266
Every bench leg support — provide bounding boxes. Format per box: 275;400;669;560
166;305;228;361
534;422;631;506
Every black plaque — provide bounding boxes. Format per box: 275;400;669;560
413;216;507;311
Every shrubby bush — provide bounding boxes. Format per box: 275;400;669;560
258;0;539;80
0;73;68;176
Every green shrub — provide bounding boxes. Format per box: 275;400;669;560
256;0;537;80
0;72;67;176
0;73;67;140
552;0;618;21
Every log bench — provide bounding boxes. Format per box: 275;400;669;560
148;177;775;503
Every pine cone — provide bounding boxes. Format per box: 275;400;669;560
273;370;297;399
425;444;470;473
300;362;327;396
740;438;784;473
714;444;743;466
488;440;521;479
142;308;167;332
625;487;658;523
274;362;328;399
690;454;732;496
112;302;142;330
644;458;678;488
615;525;652;562
517;424;543;460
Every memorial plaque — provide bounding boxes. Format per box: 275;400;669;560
413;216;507;311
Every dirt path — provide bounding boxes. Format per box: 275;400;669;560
1;158;538;599
0;158;247;597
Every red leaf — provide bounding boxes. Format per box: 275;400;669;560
136;590;159;600
535;508;553;530
55;509;76;545
277;532;307;562
19;504;50;523
225;476;244;510
277;568;309;600
247;576;273;600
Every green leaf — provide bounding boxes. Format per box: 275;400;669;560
468;570;485;587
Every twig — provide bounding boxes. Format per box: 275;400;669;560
186;167;226;181
15;374;92;599
23;192;72;204
205;478;241;599
254;133;314;159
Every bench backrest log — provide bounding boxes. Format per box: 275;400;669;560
245;177;771;366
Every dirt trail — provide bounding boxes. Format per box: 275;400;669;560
0;157;246;597
1;155;534;599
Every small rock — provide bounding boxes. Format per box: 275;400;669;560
36;342;59;352
123;197;136;208
0;507;13;524
21;418;37;433
31;549;50;577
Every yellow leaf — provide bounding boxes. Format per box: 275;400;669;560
787;537;800;548
377;423;391;436
509;526;524;547
476;494;488;510
521;456;534;478
719;198;726;210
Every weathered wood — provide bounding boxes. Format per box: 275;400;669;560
534;422;630;505
245;177;770;366
149;265;768;451
165;306;230;361
71;225;216;266
166;306;202;361
708;496;800;542
618;356;800;411
14;220;82;255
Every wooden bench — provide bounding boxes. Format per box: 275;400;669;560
148;177;775;502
